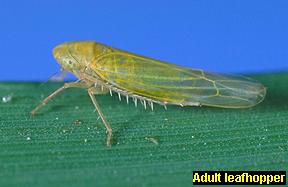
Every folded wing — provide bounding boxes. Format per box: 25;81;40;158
91;52;266;108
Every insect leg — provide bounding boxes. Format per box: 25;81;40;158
88;89;112;147
31;81;86;115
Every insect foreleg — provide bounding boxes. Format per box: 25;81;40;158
31;81;87;115
88;88;112;147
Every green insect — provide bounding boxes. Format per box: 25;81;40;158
31;41;266;146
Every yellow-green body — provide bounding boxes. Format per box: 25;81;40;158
53;41;266;108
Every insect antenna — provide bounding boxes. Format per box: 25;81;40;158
39;69;67;88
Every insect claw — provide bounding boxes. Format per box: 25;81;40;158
126;95;129;104
101;86;104;91
94;82;97;87
134;98;137;107
118;93;121;101
109;89;112;96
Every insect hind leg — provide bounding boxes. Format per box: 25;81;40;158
31;81;87;115
88;88;112;147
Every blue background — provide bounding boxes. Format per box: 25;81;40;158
1;0;287;81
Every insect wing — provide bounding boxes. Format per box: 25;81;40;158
194;71;266;108
92;52;266;108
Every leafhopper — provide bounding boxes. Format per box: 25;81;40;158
31;41;266;146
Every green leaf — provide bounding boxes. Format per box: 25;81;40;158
0;72;287;187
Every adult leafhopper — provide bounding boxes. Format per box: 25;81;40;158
31;41;266;146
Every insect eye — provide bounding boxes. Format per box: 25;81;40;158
68;60;73;65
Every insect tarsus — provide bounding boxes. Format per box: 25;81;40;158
31;80;114;147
